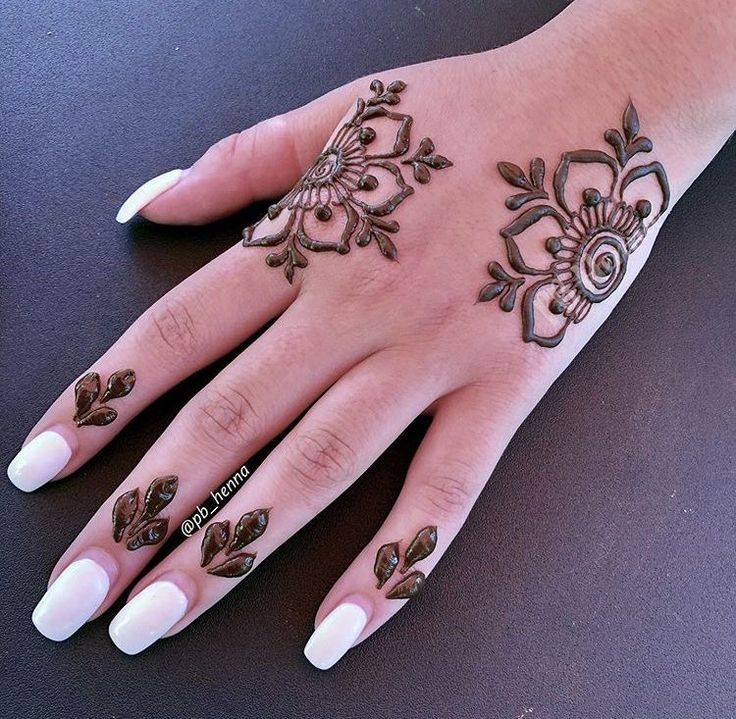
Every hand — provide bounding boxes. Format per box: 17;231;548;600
11;0;734;669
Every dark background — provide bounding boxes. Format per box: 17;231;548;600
1;2;734;718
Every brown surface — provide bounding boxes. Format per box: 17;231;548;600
1;1;735;717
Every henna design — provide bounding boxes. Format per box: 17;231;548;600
374;526;437;600
74;369;135;427
479;100;670;348
242;79;452;282
111;475;178;551
200;508;270;578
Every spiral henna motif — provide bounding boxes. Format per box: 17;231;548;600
479;100;670;348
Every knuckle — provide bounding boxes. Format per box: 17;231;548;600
146;297;200;359
192;384;261;453
282;427;356;504
418;464;477;519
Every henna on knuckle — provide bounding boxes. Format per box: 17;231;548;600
242;78;453;284
73;369;136;428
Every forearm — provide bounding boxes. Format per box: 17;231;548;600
494;0;735;205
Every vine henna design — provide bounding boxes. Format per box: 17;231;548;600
479;101;670;348
242;79;452;282
199;508;270;578
111;475;179;551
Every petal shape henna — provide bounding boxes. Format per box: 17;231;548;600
100;368;136;403
74;372;100;421
207;552;256;578
386;571;426;600
134;475;179;527
112;489;139;543
374;542;400;589
73;368;136;427
200;520;230;567
481;100;670;348
126;517;169;550
241;79;452;282
400;526;437;574
228;508;270;553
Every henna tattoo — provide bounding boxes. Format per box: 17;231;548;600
74;369;135;427
242;79;452;282
386;571;426;600
111;475;178;551
200;508;270;578
479;100;670;348
374;526;437;600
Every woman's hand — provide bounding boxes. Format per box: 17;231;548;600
11;0;734;669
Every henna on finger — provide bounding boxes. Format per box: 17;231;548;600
373;525;437;600
242;79;453;282
479;100;670;348
74;369;136;427
199;508;270;578
111;475;179;551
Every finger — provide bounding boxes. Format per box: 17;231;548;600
303;385;510;670
117;82;362;226
32;301;378;641
7;236;298;492
103;348;443;655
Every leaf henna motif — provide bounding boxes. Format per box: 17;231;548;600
480;100;670;348
110;475;179;551
126;518;169;551
100;369;136;403
74;372;100;421
228;508;270;553
135;475;179;527
112;489;139;543
73;368;136;427
242;79;452;282
374;542;400;589
401;526;437;574
386;571;426;600
200;508;271;578
207;552;256;578
200;520;230;567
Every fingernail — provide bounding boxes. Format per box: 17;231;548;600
8;430;73;492
115;168;184;223
109;581;188;655
32;559;110;641
304;603;368;670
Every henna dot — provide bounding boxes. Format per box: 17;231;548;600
582;188;602;207
549;298;567;315
314;204;332;222
357;174;379;191
594;254;614;277
267;204;281;220
359;127;376;145
545;237;562;254
635;199;652;218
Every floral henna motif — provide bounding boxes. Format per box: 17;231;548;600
479;101;670;348
242;79;452;282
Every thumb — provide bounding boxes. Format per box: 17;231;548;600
116;82;360;226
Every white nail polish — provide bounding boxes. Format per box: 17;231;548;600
8;430;73;492
32;559;110;641
109;581;188;655
304;603;368;670
115;168;184;223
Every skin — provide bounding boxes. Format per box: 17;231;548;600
16;0;735;659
